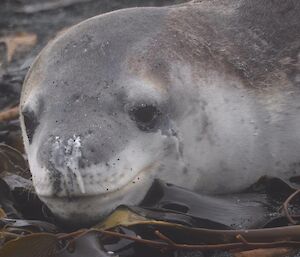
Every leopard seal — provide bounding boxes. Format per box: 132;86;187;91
20;0;300;225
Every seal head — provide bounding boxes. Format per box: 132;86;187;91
21;7;191;224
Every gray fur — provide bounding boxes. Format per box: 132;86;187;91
20;1;300;224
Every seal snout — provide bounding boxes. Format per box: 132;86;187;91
35;128;156;200
37;132;113;198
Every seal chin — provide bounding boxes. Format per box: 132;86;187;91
39;190;146;226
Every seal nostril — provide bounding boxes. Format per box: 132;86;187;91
22;107;39;144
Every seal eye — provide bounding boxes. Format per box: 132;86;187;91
22;108;39;144
129;104;161;131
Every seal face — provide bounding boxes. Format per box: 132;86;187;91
20;1;300;224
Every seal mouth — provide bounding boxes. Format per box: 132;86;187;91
37;161;158;199
38;162;158;224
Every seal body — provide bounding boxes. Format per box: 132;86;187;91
20;0;300;224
